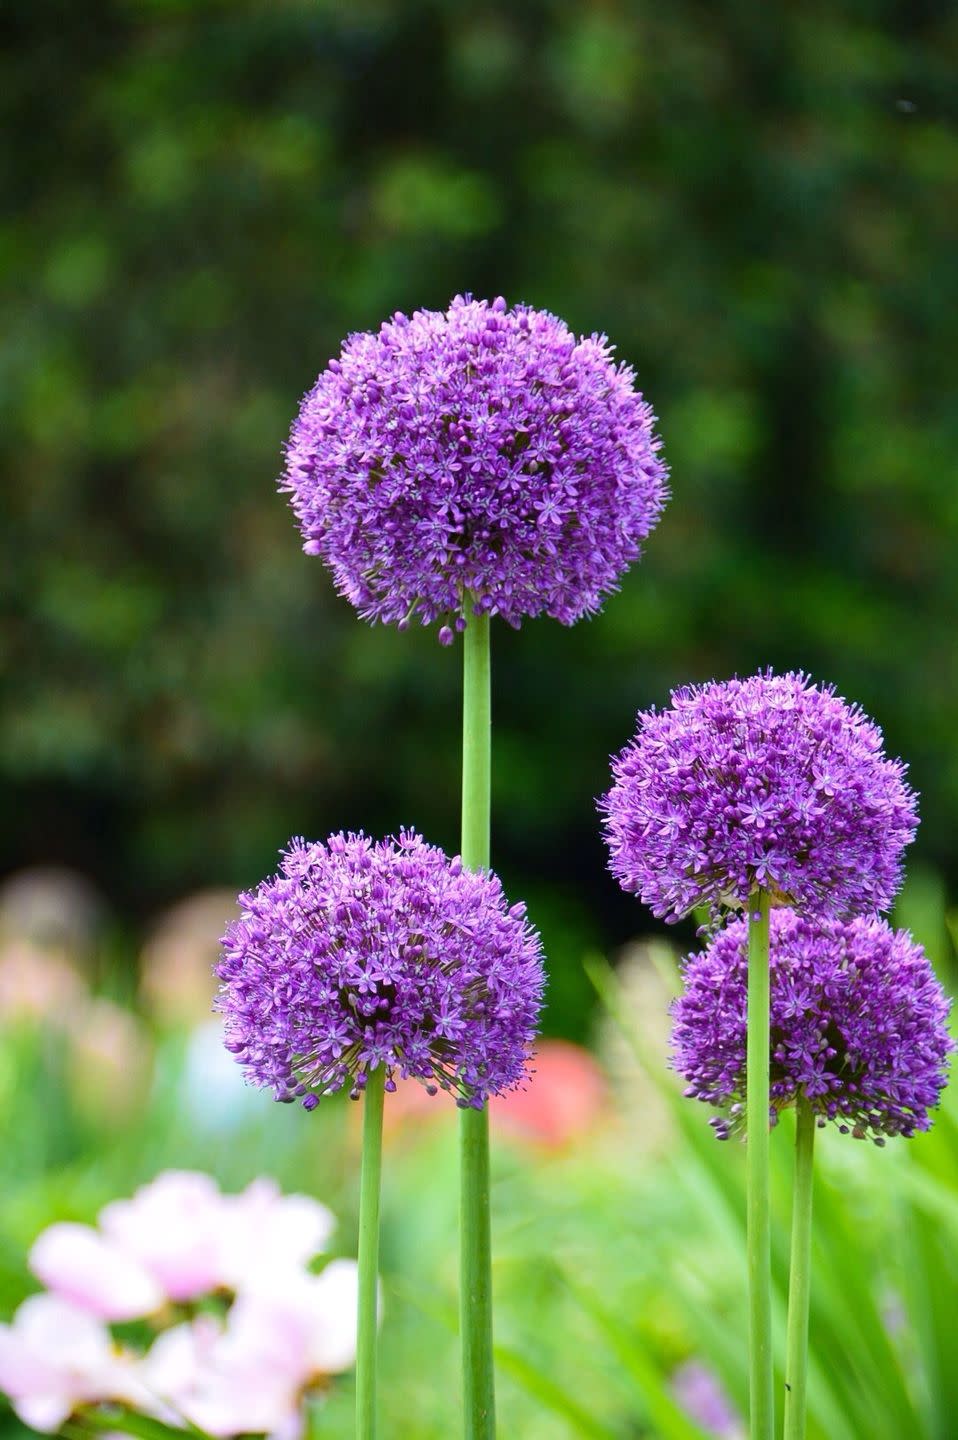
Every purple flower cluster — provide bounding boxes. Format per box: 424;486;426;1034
601;671;917;922
216;830;545;1109
283;294;668;634
672;910;953;1143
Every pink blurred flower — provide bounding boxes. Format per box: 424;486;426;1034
29;1224;163;1321
139;1315;299;1437
0;1295;143;1432
97;1172;335;1304
218;1179;336;1293
99;1171;228;1302
378;1039;609;1152
8;1173;354;1440
490;1039;609;1150
137;1262;359;1438
228;1259;362;1379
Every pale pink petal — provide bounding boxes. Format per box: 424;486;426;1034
306;1261;360;1375
12;1394;73;1433
267;1412;304;1440
187;1374;300;1440
0;1295;131;1431
30;1224;163;1321
136;1320;219;1425
227;1262;360;1382
138;1316;300;1438
219;1181;334;1292
0;1323;53;1392
100;1171;226;1301
220;1283;314;1385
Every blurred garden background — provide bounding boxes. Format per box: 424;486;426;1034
2;2;957;1437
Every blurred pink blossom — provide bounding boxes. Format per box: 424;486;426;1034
6;1174;355;1440
97;1171;335;1303
227;1259;362;1378
0;1295;144;1432
218;1179;336;1293
29;1224;163;1321
490;1039;609;1149
99;1171;230;1302
378;1039;609;1152
139;1315;299;1437
137;1262;360;1437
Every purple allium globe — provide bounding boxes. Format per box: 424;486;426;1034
601;670;917;922
216;830;545;1110
282;294;668;634
672;910;953;1143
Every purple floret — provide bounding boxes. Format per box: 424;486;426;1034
601;671;917;921
282;294;668;633
672;909;953;1143
216;830;545;1110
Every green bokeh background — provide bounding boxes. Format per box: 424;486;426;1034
4;1;957;1035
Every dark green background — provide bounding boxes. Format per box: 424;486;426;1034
3;0;956;1033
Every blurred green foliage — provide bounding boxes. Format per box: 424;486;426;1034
1;870;957;1439
2;1;957;1035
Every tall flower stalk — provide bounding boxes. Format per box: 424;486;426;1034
216;830;544;1440
603;670;919;1439
671;909;952;1440
356;1066;386;1440
783;1097;815;1440
281;293;667;1438
746;889;773;1440
459;609;494;1437
285;292;665;1440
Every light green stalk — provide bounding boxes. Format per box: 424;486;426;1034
747;888;774;1440
784;1097;816;1440
459;609;495;1440
356;1065;386;1440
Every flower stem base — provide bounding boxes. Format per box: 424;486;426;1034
784;1097;815;1440
357;1066;385;1440
747;888;774;1440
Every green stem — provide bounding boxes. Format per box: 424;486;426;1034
784;1097;816;1440
461;611;491;870
356;1065;386;1440
747;888;774;1440
459;609;496;1440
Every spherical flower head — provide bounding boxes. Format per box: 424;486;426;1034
282;294;668;633
672;910;953;1142
216;830;545;1108
601;670;918;921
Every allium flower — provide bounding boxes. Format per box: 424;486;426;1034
672;910;953;1142
216;830;545;1108
283;294;668;633
602;671;917;921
